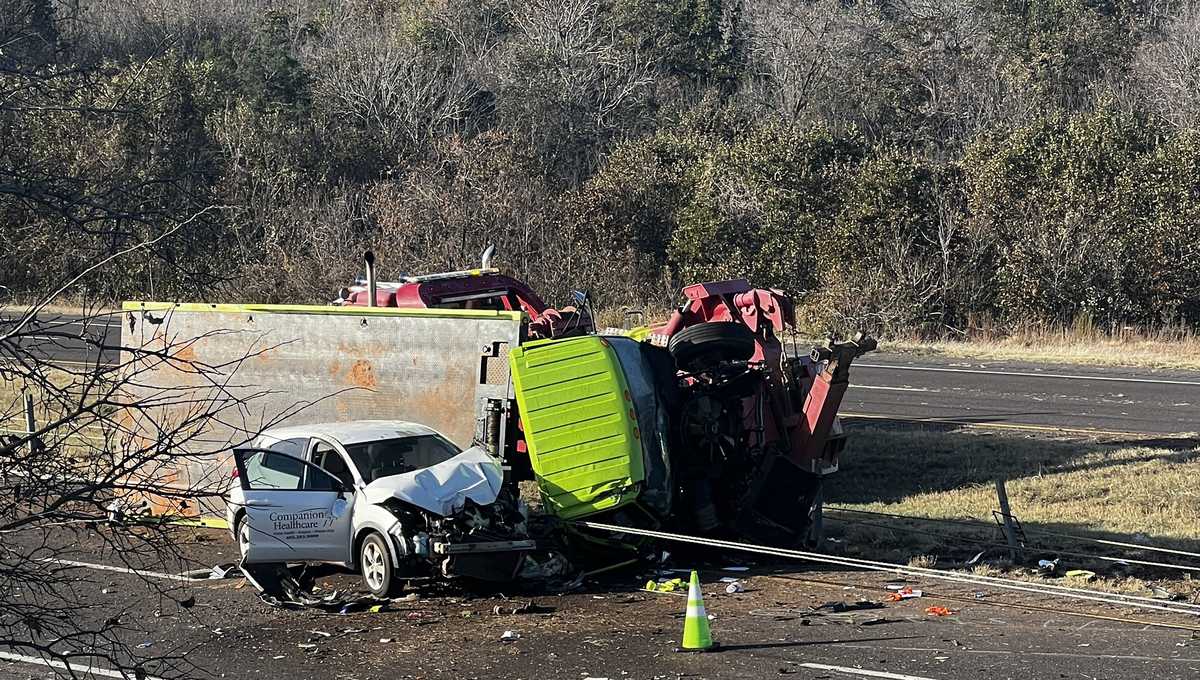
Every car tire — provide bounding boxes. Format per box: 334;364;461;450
235;515;250;560
668;322;756;372
358;532;395;598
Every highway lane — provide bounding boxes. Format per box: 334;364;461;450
846;352;1199;435
5;313;1196;435
1;310;120;367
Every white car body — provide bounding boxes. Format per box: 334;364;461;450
226;420;499;576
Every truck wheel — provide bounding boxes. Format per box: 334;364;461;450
668;322;756;371
359;533;395;598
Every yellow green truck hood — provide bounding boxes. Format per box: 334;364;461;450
509;336;644;519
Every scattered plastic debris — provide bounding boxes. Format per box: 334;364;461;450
1065;569;1096;581
925;606;954;616
500;630;520;642
1037;559;1059;576
724;582;744;594
718;577;740;583
209;563;241;580
645;578;684;593
136;641;153;649
886;587;923;601
1151;586;1185;601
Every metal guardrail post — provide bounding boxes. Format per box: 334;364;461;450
995;478;1021;563
23;392;35;437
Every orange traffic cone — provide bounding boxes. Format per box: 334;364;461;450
676;570;718;652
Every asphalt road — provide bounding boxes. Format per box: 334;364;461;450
3;529;1199;680
845;352;1199;436
1;311;120;367
5;313;1197;435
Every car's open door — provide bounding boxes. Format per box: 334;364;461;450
233;448;355;564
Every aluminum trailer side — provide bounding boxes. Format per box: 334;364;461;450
118;302;524;516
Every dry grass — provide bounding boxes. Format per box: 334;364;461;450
884;336;1200;371
882;318;1200;370
824;426;1200;589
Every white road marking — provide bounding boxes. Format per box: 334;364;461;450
797;662;941;679
0;355;114;368
0;651;166;680
851;385;932;393
836;643;1200;664
837;411;1175;437
856;363;1200;387
41;558;201;583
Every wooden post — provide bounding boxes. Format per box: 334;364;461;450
995;478;1021;563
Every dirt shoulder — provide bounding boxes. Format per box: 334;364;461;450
6;528;1198;680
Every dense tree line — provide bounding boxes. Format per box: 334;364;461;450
3;0;1199;334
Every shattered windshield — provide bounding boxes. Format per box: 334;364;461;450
345;435;460;483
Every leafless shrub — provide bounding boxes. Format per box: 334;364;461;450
307;8;488;163
0;213;283;678
497;0;654;183
1133;2;1200;129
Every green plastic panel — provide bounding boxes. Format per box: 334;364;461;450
509;336;644;519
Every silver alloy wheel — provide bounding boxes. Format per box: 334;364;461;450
237;519;250;558
362;539;386;591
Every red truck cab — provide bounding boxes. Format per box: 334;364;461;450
340;268;549;318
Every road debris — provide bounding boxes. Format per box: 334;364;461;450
645;578;685;593
887;587;923;601
492;601;552;616
500;630;520;642
208;563;240;580
925;606;954;616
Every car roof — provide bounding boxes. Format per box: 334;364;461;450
258;420;442;446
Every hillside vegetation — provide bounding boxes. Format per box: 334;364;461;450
3;0;1200;336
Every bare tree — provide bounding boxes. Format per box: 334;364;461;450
1133;2;1200;130
497;0;654;184
308;17;485;163
0;215;293;678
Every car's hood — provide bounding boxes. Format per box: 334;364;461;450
362;447;503;516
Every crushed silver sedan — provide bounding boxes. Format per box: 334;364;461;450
226;420;534;597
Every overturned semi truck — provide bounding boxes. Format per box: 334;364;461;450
119;255;874;557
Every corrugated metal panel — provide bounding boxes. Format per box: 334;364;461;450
119;302;522;516
509;337;643;519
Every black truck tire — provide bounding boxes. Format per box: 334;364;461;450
668;322;756;371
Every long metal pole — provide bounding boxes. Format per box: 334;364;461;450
574;521;1200;617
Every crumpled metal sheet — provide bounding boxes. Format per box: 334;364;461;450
362;447;502;516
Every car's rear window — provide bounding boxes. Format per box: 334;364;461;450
346;435;460;483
